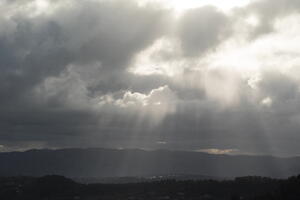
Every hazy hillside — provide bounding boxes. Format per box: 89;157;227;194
0;148;300;178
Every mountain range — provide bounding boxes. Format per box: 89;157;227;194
1;148;300;178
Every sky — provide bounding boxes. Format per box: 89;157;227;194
1;0;300;157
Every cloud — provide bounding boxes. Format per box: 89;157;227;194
99;85;178;125
239;0;300;38
261;97;272;107
0;0;170;105
1;0;300;157
177;6;231;56
196;148;239;155
0;0;172;147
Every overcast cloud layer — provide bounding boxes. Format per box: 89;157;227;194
1;0;300;156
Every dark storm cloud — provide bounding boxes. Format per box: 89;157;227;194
57;1;170;68
0;0;170;101
0;0;171;144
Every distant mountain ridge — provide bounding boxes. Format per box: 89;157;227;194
0;148;300;178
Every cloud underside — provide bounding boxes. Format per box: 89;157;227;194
1;0;300;156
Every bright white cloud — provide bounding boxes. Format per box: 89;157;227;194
108;86;178;125
261;97;273;107
196;148;239;155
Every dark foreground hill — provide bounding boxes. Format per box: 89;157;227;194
1;148;300;178
1;175;300;200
